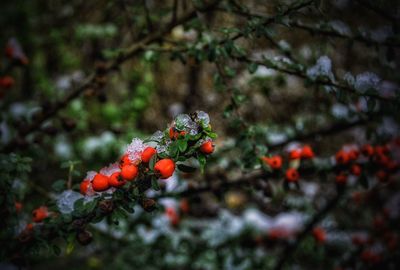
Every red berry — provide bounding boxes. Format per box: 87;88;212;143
154;159;175;179
141;147;157;163
376;170;388;183
0;76;15;89
32;206;48;223
15;202;22;213
179;199;190;214
289;149;302;160
108;172;126;187
335;150;349;165
261;155;282;170
348;149;360;161
25;223;34;231
361;144;374;157
301;145;315;159
312;227;326;244
166;207;180;226
200;141;214;154
335;172;347;185
350;164;362;176
121;165;138;181
92;174;110;191
80;179;90;195
285;168;299;182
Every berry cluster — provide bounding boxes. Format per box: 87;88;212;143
261;144;315;184
334;142;399;185
79;111;215;195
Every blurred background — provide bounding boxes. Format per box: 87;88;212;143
1;0;400;269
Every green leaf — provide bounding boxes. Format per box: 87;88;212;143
198;154;207;174
149;154;157;170
248;62;258;74
151;178;160;191
52;180;66;192
177;164;197;173
168;142;179;157
52;245;61;256
177;139;188;152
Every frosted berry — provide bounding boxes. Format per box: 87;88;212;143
80;179;90;195
92;174;110;191
141;147;157;163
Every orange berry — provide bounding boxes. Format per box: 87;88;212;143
262;155;282;170
80;179;90;195
141;147;157;163
350;164;362;176
15;202;22;213
301;145;315;159
335;150;349;165
285;168;299;182
335;172;347;185
154;159;175;179
108;172;126;187
32;206;48;223
119;154;132;168
200;141;214;154
361;144;374;157
92;174;110;191
312;227;326;244
121;165;138;181
289;149;302;160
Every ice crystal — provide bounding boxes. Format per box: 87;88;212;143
57;190;83;214
125;138;146;163
99;162;120;176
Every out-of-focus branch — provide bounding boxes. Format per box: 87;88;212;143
273;190;344;270
236;55;394;102
217;5;400;47
289;20;400;47
2;0;221;153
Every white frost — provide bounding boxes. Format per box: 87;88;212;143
306;56;335;81
57;190;83;214
354;72;381;93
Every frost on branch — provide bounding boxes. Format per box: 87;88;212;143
306;56;335;81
